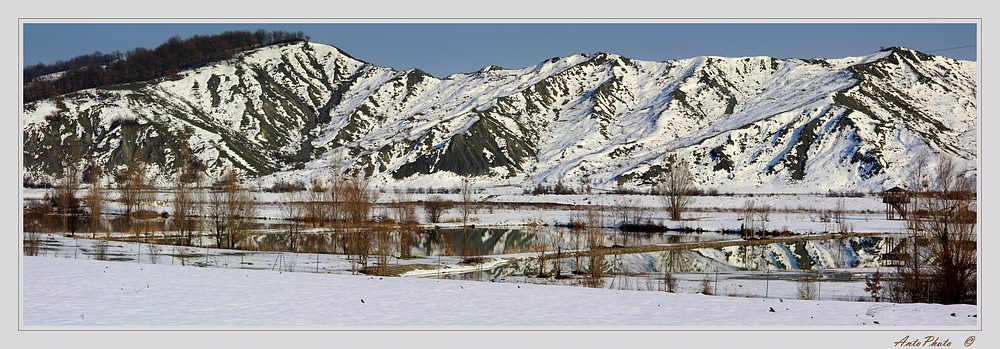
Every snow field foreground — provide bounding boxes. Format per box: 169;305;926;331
22;257;976;327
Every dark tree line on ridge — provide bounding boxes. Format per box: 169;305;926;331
23;29;309;103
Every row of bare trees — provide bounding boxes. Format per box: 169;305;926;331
738;200;772;239
204;170;258;249
40;135;261;251
888;157;977;304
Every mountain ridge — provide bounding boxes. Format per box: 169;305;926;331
22;42;977;192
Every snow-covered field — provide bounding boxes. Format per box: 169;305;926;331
21;257;977;327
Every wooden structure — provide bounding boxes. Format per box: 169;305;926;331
882;186;910;220
880;236;910;267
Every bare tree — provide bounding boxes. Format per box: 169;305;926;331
56;135;83;234
569;211;586;274
663;235;682;292
530;227;552;277
835;198;851;234
207;188;226;249
584;205;606;288
342;175;376;224
393;191;418;259
172;144;199;246
342;174;376;272
739;200;757;238
222;169;257;249
84;159;104;236
282;192;306;251
328;154;345;227
205;169;257;249
739;200;772;238
657;154;696;221
373;223;394;275
460;177;476;227
116;158;153;234
306;179;327;227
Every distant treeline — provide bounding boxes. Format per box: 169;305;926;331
23;30;309;103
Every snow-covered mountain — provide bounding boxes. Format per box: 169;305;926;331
22;42;977;191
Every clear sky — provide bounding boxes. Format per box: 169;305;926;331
23;23;977;77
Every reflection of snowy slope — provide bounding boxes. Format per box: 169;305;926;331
608;236;889;274
23;43;976;192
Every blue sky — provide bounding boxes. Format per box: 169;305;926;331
23;23;976;77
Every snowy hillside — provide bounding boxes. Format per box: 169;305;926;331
21;43;977;191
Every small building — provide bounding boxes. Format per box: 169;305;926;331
882;186;910;220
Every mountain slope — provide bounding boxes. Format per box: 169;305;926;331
22;43;977;191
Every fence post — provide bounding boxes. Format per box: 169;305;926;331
714;269;719;296
765;268;770;299
818;272;823;300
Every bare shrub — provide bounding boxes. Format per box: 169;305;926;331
865;269;884;302
424;196;452;224
664;271;678;293
758;203;772;223
23;199;55;233
93;240;109;261
146;244;161;264
797;272;819;300
23;232;42;256
266;180;305;193
700;274;713;295
613;198;647;231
